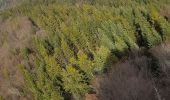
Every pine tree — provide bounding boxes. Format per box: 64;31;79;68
61;38;74;61
94;46;118;73
77;51;94;81
61;65;89;97
134;9;162;48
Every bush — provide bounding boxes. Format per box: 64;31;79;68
95;55;156;100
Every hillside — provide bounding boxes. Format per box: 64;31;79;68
0;0;170;100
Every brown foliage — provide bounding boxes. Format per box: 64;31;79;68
150;43;170;100
95;54;156;100
94;47;170;100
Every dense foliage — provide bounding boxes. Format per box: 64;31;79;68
0;0;170;100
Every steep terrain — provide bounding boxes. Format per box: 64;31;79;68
0;0;170;100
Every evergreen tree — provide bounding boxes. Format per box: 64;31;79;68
61;65;89;99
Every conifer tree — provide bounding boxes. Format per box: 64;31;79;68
61;65;89;97
134;9;162;47
61;38;74;61
77;51;94;81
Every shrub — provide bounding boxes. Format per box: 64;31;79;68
95;54;156;100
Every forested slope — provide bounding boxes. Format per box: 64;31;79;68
0;0;170;100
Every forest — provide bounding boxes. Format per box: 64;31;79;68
0;0;170;100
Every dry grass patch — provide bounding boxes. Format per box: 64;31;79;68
0;16;36;100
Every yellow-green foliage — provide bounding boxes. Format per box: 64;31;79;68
0;96;4;100
134;9;162;47
2;0;169;99
62;66;89;94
